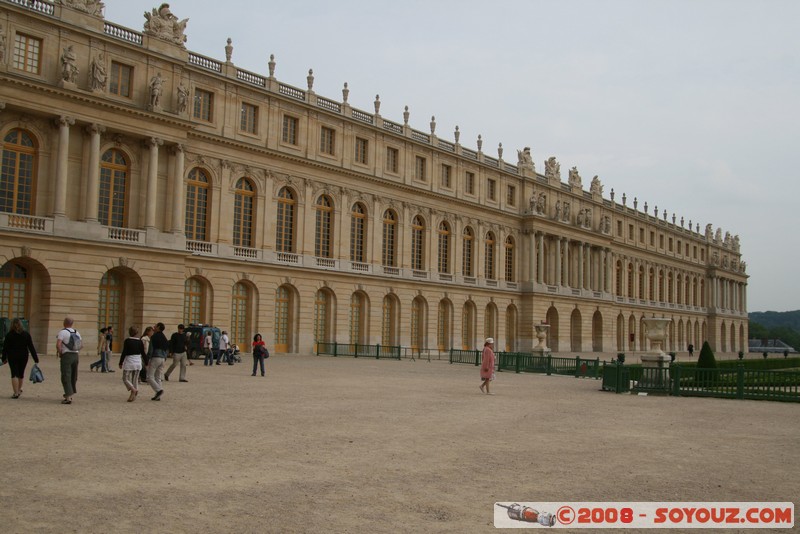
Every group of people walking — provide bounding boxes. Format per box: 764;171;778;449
1;317;272;403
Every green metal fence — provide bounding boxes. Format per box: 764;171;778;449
449;349;481;366
316;342;401;360
602;363;800;402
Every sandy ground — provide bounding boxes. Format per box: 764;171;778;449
0;353;797;533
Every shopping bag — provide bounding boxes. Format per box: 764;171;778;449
29;363;44;383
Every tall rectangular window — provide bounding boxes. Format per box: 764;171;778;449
465;171;475;195
240;102;257;134
355;137;368;164
487;179;496;201
441;164;452;188
109;61;133;97
13;34;42;74
415;156;427;181
282;115;298;145
193;89;213;121
506;185;516;206
386;147;399;173
320;126;335;155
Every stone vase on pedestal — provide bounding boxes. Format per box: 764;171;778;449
638;317;673;392
532;323;551;356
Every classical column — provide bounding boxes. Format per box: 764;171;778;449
577;242;584;289
584;244;591;289
171;144;185;234
528;231;536;283
537;233;544;284
145;137;162;229
53;116;75;217
84;124;105;222
554;237;562;286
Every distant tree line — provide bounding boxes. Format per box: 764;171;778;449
749;310;800;351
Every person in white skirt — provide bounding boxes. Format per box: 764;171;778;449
118;326;146;402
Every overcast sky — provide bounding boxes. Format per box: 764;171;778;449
107;0;799;312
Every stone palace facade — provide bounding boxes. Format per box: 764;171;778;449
0;0;748;355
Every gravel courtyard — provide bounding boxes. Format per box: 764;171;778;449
0;353;796;533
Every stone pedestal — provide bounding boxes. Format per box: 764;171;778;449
636;317;673;393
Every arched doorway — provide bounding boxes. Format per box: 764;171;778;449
437;299;452;351
274;284;297;353
462;300;476;349
381;293;399;346
505;304;518;352
411;296;427;350
98;267;144;352
592;310;603;352
570;308;582;352
314;288;336;351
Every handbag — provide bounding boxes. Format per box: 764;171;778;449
29;363;44;383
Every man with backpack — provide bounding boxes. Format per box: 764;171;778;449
56;317;82;404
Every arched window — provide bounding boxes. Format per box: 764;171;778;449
314;194;334;258
484;232;496;280
233;178;254;248
462;301;475;350
437;300;451;351
183;277;204;325
411;215;425;271
437;221;451;274
382;209;397;267
274;285;292;352
1;129;37;214
276;187;296;253
350;203;367;263
381;294;398;346
504;236;515;282
349;292;365;344
99;149;128;227
462;227;474;277
231;282;249;347
0;262;28;318
314;289;331;350
98;271;123;350
185;168;210;241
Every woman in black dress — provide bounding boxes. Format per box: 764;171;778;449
2;318;39;398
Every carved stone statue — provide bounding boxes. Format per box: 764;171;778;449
602;215;611;234
711;252;719;266
577;208;591;229
59;0;105;16
715;228;722;243
705;224;713;239
149;72;164;109
545;157;560;182
562;202;570;222
590;175;603;196
568;166;582;188
722;256;729;269
576;209;584;227
517;147;534;171
733;235;740;252
176;82;188;113
554;200;561;220
724;231;731;247
144;3;188;47
90;53;107;92
60;45;79;83
536;192;546;215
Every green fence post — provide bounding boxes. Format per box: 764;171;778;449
546;354;552;376
475;350;480;366
737;363;744;399
594;358;600;379
615;361;622;394
376;344;380;359
575;356;580;378
515;353;521;374
333;342;338;357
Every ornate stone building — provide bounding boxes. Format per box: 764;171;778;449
0;0;748;355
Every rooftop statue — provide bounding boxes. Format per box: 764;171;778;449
545;157;560;182
517;147;534;171
568;166;582;188
59;0;105;17
144;3;188;47
590;175;603;196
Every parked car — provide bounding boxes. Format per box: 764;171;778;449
184;324;220;360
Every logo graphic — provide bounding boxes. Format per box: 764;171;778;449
496;503;556;526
